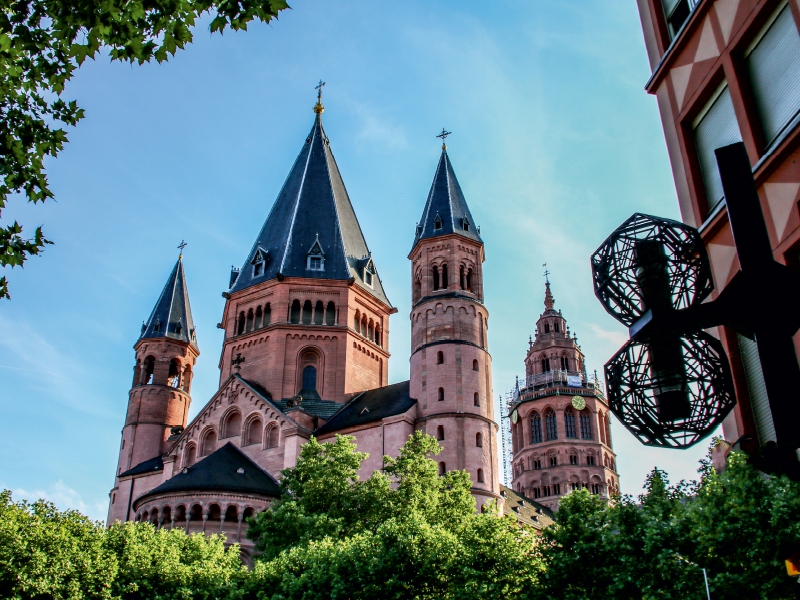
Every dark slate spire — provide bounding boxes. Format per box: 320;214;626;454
230;111;391;307
139;256;198;351
413;149;483;249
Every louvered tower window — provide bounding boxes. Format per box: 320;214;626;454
545;409;558;441
531;413;542;444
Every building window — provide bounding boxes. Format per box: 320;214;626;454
541;356;550;373
569;454;578;465
432;266;440;291
531;413;543;444
302;300;313;325
554;483;561;495
472;359;479;371
474;392;480;407
307;256;323;271
549;455;557;467
438;387;445;402
544;322;549;333
476;432;483;447
693;84;743;214
476;468;484;483
326;302;336;326
591;483;601;495
564;408;577;438
437;351;444;364
462;217;470;231
554;321;560;333
662;0;698;40
434;215;443;230
437;425;445;441
533;459;542;470
290;300;301;324
438;461;446;475
306;237;325;271
580;409;593;440
560;356;569;370
302;365;317;391
746;3;800;149
545;409;558;440
587;453;596;466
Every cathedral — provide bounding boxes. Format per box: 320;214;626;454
107;92;616;559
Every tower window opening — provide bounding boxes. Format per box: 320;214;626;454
560;356;570;371
255;306;263;329
302;300;313;325
364;262;375;287
438;461;446;476
476;468;484;483
474;392;480;407
314;301;324;325
302;365;317;391
472;359;479;371
580;409;592;440
438;387;444;402
531;413;543;444
237;311;245;334
541;356;550;373
437;351;444;364
545;409;558;440
587;453;596;466
432;266;440;291
264;302;272;326
549;455;557;467
466;269;473;292
533;458;542;470
441;263;448;289
374;324;381;346
246;309;254;333
476;432;483;447
153;319;161;333
554;321;560;333
182;365;192;392
253;261;264;277
354;311;361;333
434;216;443;231
544;322;549;333
326;301;336;326
569;453;578;465
307;254;324;271
290;300;301;324
143;356;156;385
436;425;444;440
168;359;181;388
462;218;470;232
368;320;374;341
565;408;577;438
361;315;368;338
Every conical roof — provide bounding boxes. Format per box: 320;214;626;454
413;149;482;250
139;257;198;351
230;113;391;307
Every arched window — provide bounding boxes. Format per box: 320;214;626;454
264;302;271;326
541;356;550;373
168;359;181;388
549;455;558;467
554;321;560;333
586;453;596;466
474;392;480;407
438;387;444;402
223;410;242;438
569;453;578;465
354;311;361;332
436;425;444;440
564;408;577;438
374;324;381;346
200;430;217;457
326;302;335;326
255;306;263;329
184;444;196;467
182;365;192;392
245;417;262;446
266;424;279;449
466;269;473;292
143;356;156;385
460;265;466;290
437;351;444;364
477;468;484;483
246;309;254;332
531;413;543;444
439;461;446;476
544;322;550;333
302;365;317;391
302;300;312;325
368;319;374;341
580;409;592;440
480;317;485;348
432;266;440;291
476;432;483;447
441;263;448;289
472;359;479;371
314;301;324;325
545;409;558;441
361;315;368;338
290;300;301;324
237;311;246;334
533;458;542;470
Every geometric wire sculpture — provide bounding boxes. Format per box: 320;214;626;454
604;331;736;448
591;213;713;327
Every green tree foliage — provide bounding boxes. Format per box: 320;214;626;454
245;432;544;600
535;451;800;600
0;490;244;599
0;0;289;298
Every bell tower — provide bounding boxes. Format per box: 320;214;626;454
109;253;199;523
409;138;499;509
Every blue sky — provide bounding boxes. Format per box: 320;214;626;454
0;0;718;520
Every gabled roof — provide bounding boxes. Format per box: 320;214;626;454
135;443;280;507
314;380;416;436
500;485;556;528
413;150;482;250
119;454;163;478
139;257;198;351
230;113;391;307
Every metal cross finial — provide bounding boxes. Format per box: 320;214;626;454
315;80;326;101
543;263;550;284
436;128;452;149
178;240;187;257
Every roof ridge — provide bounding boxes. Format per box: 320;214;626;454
279;121;317;274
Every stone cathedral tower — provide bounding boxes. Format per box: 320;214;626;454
408;141;500;509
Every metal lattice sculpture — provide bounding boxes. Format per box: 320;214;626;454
591;213;713;326
605;331;735;448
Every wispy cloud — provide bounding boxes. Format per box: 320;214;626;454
354;106;408;151
590;324;629;348
7;480;108;522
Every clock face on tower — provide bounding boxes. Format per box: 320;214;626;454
511;409;519;424
571;395;586;411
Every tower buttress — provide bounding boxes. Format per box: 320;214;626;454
108;255;199;523
409;146;499;509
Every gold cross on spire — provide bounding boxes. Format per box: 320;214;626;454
178;240;187;259
436;128;452;150
314;80;326;114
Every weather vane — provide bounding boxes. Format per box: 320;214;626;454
543;263;550;284
436;128;452;150
178;240;187;258
314;80;326;114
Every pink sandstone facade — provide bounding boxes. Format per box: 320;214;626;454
106;98;555;563
509;282;619;512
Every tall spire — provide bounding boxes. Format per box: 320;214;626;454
544;281;555;310
230;106;391;307
140;256;198;351
413;144;482;249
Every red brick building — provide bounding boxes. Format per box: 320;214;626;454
636;0;800;447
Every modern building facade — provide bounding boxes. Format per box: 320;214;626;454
508;281;619;512
636;0;800;449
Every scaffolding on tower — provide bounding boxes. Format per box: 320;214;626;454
499;378;520;487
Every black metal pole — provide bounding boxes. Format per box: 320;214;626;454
715;142;800;453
